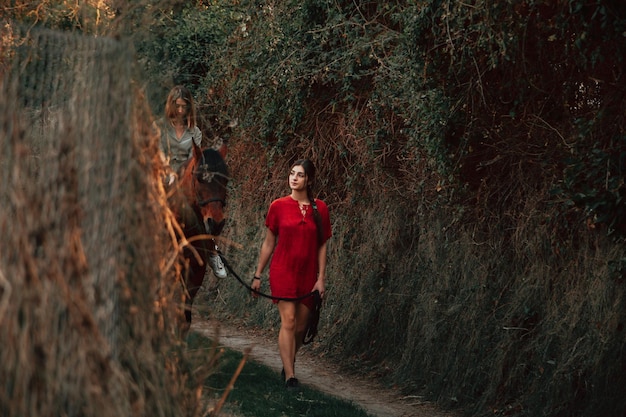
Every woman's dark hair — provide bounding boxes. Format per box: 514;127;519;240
293;159;324;246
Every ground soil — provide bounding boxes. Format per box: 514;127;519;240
192;319;456;417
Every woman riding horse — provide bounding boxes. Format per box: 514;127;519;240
167;141;229;333
156;85;227;280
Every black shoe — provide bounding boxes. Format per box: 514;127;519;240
281;360;294;381
285;377;299;390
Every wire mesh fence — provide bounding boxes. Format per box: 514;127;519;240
0;25;196;417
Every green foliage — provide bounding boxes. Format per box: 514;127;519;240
200;1;626;417
203;1;428;152
137;6;225;86
133;2;240;114
59;0;626;416
393;0;626;240
552;108;626;240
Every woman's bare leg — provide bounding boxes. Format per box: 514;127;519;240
277;301;297;380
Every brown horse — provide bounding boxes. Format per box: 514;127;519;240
168;142;229;333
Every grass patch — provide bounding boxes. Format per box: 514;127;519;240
188;332;372;417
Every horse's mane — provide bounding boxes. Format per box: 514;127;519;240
179;147;229;179
200;148;229;178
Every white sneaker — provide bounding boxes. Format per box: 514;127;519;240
208;254;227;279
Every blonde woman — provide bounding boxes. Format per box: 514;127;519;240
157;85;226;280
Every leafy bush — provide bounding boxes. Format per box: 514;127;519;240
193;1;626;416
10;1;625;416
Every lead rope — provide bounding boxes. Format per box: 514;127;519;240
218;253;322;344
219;253;318;302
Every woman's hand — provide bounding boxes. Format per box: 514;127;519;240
312;278;325;299
251;276;261;297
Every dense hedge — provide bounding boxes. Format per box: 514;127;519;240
136;1;626;416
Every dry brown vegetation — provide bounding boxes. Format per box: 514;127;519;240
0;25;220;417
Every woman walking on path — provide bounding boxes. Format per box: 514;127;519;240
251;159;332;389
156;85;227;280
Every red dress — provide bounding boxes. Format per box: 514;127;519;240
266;196;332;309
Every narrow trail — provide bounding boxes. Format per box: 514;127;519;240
192;320;455;417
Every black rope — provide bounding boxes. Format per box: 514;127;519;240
219;254;318;302
219;253;323;345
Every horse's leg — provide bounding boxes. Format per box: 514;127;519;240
180;276;202;338
178;238;205;335
184;279;202;322
182;259;207;328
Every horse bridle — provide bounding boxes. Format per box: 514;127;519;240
192;163;227;208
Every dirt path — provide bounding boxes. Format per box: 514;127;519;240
192;320;454;417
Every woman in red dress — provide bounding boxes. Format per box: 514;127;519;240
251;159;332;389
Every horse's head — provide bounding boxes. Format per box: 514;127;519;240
180;142;229;237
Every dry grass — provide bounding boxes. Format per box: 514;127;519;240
0;25;221;417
